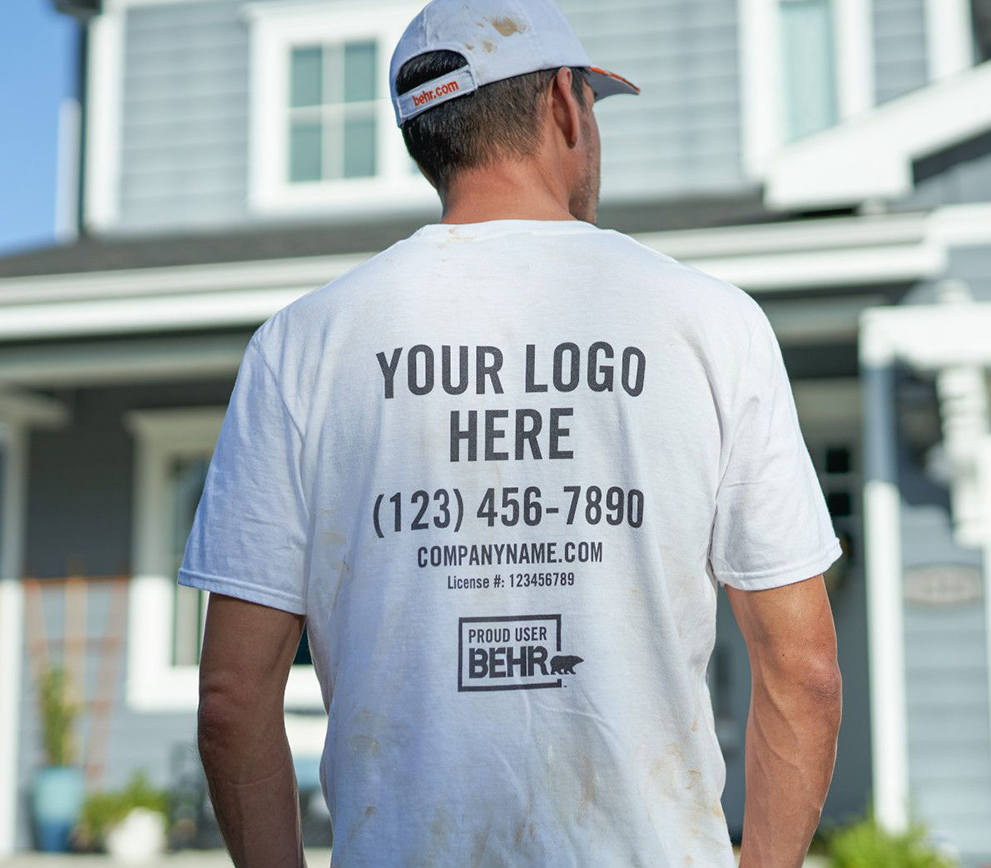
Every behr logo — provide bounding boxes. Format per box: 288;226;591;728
458;614;584;692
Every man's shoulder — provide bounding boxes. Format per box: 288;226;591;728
593;227;763;321
250;235;418;343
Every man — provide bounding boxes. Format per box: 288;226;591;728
180;0;843;865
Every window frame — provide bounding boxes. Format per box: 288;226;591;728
125;406;322;712
738;0;874;178
246;0;433;217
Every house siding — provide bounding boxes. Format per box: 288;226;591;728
896;373;991;862
872;0;930;104
895;132;991;212
120;1;251;232
116;0;748;234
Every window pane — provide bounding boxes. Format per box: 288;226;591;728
290;120;323;182
170;455;210;666
291;46;323;108
344;41;377;103
780;0;838;141
343;114;376;178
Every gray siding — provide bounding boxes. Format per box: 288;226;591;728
902;244;991;304
873;0;929;104
560;0;746;197
116;0;748;234
903;586;991;860
895;132;991;212
897;392;991;862
120;1;250;231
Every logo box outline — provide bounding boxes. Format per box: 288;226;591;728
458;613;562;693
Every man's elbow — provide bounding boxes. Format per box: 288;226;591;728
807;659;842;703
792;657;843;730
197;692;243;760
757;654;843;719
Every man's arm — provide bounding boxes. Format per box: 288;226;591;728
726;574;842;868
196;592;308;868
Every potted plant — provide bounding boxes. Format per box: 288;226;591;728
824;812;960;867
74;770;171;863
29;665;85;852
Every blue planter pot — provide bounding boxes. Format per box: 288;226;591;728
30;765;85;852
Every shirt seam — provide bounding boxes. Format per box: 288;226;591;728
177;567;307;610
715;307;763;493
714;537;842;583
250;334;305;442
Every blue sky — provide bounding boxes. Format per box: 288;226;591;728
0;0;79;257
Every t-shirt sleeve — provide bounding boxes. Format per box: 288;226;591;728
708;305;842;591
177;333;310;615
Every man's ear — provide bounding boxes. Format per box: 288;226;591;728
548;66;582;148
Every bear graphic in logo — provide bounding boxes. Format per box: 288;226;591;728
549;654;584;675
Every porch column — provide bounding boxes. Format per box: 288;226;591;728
860;313;910;833
0;423;27;856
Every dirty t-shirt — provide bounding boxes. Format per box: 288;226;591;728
178;219;842;867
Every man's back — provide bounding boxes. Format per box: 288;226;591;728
181;218;842;866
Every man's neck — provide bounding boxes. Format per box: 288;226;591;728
438;159;579;224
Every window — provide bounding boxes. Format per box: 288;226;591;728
977;0;991;62
125;407;320;711
779;0;838;142
739;0;873;177
247;1;433;216
289;41;378;183
169;455;210;666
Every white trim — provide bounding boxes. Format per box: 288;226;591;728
738;0;875;180
978;438;991;792
0;389;70;428
104;0;204;7
55;97;81;244
859;316;910;833
833;0;875;121
84;6;123;233
738;0;784;177
124;408;322;713
0;252;370;306
4;204;991;344
246;0;432;217
766;59;991;209
859;301;991;369
925;0;975;81
0;424;27;857
0;334;250;388
0;287;310;342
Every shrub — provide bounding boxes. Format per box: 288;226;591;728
37;665;81;767
825;814;959;868
74;770;170;850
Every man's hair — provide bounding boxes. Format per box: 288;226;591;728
396;50;591;190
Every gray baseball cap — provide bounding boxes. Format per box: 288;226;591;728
389;0;640;127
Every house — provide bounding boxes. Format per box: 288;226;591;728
1;0;990;861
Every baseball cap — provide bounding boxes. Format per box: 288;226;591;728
389;0;640;127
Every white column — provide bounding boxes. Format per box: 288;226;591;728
860;313;910;833
0;424;28;856
934;281;990;548
977;438;991;793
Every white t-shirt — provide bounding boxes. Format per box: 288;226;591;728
179;219;841;867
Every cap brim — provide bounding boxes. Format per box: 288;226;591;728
588;66;640;99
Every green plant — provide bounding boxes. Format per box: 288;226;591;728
74;770;171;850
824;813;959;868
37;665;81;767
